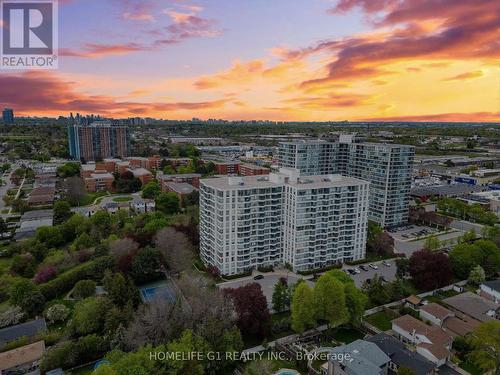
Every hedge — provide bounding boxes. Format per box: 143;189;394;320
39;256;115;301
41;334;108;371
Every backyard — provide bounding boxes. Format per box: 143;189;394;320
364;310;397;331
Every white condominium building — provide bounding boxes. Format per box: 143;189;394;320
200;168;369;276
278;136;414;227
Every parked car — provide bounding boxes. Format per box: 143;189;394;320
354;268;361;274
380;276;389;283
348;269;357;275
383;261;391;267
359;265;368;271
369;263;378;270
253;275;264;280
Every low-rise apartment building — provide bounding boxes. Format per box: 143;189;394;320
239;163;270;176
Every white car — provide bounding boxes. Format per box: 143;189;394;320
383;261;391;267
369;263;378;270
354;268;361;274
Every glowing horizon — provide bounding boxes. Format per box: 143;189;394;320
1;0;499;122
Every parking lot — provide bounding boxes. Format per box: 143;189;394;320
388;224;441;241
341;259;398;288
218;273;315;309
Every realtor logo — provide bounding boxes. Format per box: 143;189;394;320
1;0;58;69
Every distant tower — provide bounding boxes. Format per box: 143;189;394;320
2;108;14;125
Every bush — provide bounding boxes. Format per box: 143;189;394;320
41;335;108;371
34;266;58;284
73;280;96;299
11;253;36;278
257;265;274;273
10;280;45;317
39;256;115;301
45;304;70;324
0;306;25;328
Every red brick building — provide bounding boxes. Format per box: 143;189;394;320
239;164;270;176
214;162;240;175
159;173;201;190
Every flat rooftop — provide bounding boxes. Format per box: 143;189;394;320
166;182;197;194
202;172;369;191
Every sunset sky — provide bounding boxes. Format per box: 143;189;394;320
1;0;499;121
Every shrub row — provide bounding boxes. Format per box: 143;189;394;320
39;256;115;301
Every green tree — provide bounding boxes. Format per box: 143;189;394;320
314;273;348;327
327;270;367;327
57;162;81;178
344;283;368;327
103;271;139;306
97;346;157;375
10;280;45;316
73;280;96;299
450;239;500;279
142;180;161;199
130;247;163;284
155;192;180;215
468;320;500;374
363;275;391;306
165;330;210;375
272;278;290;313
71;297;111;336
468;265;486;285
36;226;65;248
291;282;316;333
423;235;440;251
54;200;73;224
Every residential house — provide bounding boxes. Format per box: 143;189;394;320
0;341;45;375
418;302;479;338
443;292;499;322
419;303;454;326
392;315;453;366
71;206;98;218
130;198;155;213
367;333;435;375
326;339;390;375
404;295;422;310
0;318;47;347
480;280;500;303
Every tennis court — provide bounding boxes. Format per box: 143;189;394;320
139;281;176;303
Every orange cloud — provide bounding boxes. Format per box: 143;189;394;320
0;71;232;117
61;43;148;58
443;70;484;81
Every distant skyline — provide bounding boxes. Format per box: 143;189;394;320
0;0;499;121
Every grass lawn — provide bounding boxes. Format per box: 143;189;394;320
332;327;365;344
424;295;443;304
268;356;301;372
437;289;460;298
112;196;133;203
364;311;394;331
